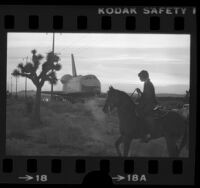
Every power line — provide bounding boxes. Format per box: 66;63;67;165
51;33;55;100
10;75;13;95
58;35;90;55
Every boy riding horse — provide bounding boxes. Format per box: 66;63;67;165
136;70;157;143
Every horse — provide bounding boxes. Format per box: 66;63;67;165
102;86;188;157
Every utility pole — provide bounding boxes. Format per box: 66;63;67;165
15;76;18;99
25;76;27;99
10;75;13;96
51;33;55;101
24;56;28;99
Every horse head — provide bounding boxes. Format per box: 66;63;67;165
103;86;119;113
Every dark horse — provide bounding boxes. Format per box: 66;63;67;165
103;86;188;157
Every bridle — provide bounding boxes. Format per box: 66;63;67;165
130;89;141;104
130;89;137;98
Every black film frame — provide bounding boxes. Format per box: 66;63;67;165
0;4;198;185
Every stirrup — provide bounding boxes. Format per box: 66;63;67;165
153;105;162;111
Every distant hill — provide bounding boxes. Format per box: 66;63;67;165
156;93;184;98
101;92;185;98
17;90;185;98
126;93;184;98
17;90;36;97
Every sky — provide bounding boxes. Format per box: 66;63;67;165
7;33;190;94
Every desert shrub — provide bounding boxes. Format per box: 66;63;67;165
7;131;30;140
6;97;123;156
42;127;62;147
6;138;33;155
40;107;55;119
47;101;73;113
6;138;52;156
27;129;47;144
79;109;93;117
27;111;88;147
58;125;87;146
25;98;34;114
85;139;116;156
7;101;25;115
44;101;87;114
30;124;88;148
158;100;184;109
6;115;32;138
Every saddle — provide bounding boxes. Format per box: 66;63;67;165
135;105;169;120
152;106;169;119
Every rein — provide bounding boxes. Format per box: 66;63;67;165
130;89;140;105
130;89;137;97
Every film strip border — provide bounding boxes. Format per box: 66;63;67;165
0;5;197;185
0;14;190;31
0;157;193;184
1;158;183;174
0;6;197;32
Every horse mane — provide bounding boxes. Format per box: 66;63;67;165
113;88;136;108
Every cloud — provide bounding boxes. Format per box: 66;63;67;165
79;55;185;65
7;33;190;94
8;33;190;49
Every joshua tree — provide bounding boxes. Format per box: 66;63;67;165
12;49;61;124
184;90;190;103
11;70;20;99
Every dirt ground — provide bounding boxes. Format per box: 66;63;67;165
6;97;188;157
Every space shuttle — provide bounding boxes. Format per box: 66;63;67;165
60;53;101;94
42;53;101;100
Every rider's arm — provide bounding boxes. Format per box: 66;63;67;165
136;88;142;96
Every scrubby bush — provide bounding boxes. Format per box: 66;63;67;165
6;138;33;155
6;97;121;156
25;97;34;114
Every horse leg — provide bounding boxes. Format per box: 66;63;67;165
115;136;123;156
123;137;132;157
165;137;178;157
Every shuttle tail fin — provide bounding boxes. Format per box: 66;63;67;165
71;54;77;77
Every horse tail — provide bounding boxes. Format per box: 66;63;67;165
178;119;188;155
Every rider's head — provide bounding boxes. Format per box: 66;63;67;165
138;70;149;82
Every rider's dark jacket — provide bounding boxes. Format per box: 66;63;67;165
139;78;157;115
